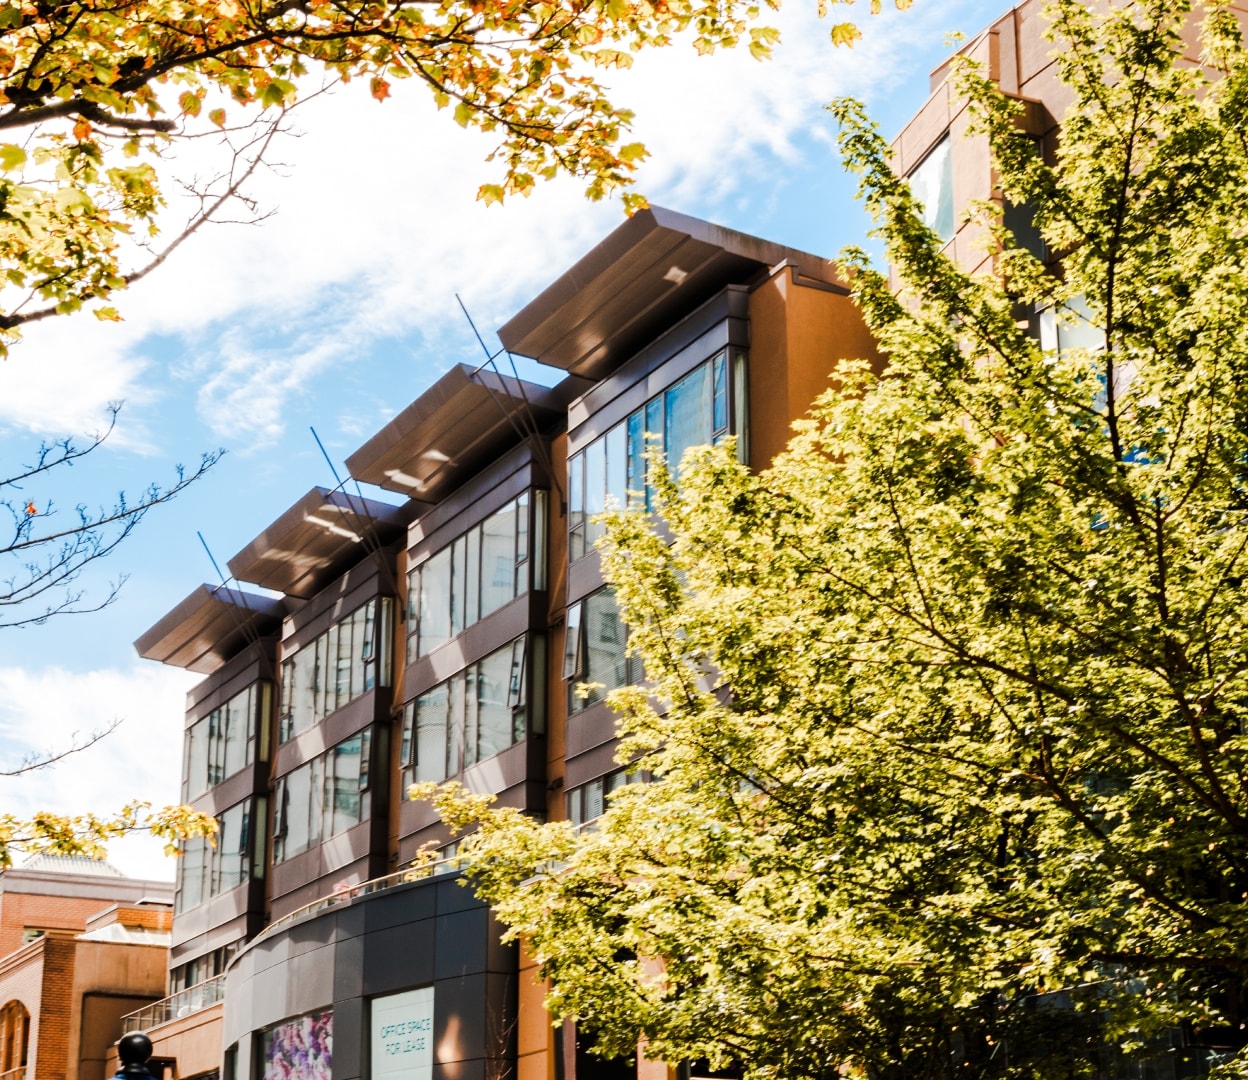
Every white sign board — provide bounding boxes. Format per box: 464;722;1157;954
371;986;435;1080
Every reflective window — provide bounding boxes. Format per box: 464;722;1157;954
564;589;641;713
279;599;392;742
407;492;546;659
175;799;262;914
567;766;650;827
182;683;270;800
273;730;373;864
909;137;954;242
169;941;243;992
400;635;542;787
569;351;739;559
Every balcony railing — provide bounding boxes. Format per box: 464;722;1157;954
115;854;459;1044
120;974;226;1032
226;855;460;972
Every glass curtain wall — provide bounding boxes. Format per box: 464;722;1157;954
400;635;543;786
183;683;271;800
563;589;641;713
272;729;374;863
407;492;546;659
279;599;393;742
568;350;742;560
175;798;265;913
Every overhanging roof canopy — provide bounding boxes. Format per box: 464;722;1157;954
134;584;284;674
227;488;411;598
345;365;570;502
498;206;844;381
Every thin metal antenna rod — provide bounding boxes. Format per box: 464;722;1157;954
456;293;495;363
196;530;277;682
308;426;402;601
454;294;565;508
310;425;347;489
198;531;228;586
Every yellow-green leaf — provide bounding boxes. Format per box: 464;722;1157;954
830;21;862;45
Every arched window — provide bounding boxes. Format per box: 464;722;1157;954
0;999;30;1078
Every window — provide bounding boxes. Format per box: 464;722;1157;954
407;492;546;659
176;800;263;913
272;730;373;864
170;942;243;993
569;351;741;560
908;136;954;243
1036;294;1106;357
567;767;652;827
400;635;542;786
565;589;641;713
279;598;392;742
0;1000;30;1076
182;683;270;800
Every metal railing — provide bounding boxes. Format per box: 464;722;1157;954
120;973;227;1031
115;854;460;1042
223;855;460;975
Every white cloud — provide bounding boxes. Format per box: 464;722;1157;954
0;0;969;451
0;662;197;881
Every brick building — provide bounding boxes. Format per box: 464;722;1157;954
0;856;173;1080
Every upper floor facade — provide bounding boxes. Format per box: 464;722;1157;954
134;204;881;1080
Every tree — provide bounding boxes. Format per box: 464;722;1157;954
0;402;220;863
0;0;908;353
2;402;219;627
423;1;1248;1076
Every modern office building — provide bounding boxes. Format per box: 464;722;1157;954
129;2;1248;1077
133;205;878;1080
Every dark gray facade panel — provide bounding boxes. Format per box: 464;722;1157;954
565;702;618;764
223;877;517;1080
360;922;436;991
328;997;365;1080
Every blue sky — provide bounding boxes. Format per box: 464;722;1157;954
0;0;1012;879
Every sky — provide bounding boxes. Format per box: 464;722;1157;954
0;0;1013;882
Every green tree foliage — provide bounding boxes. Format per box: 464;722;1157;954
425;0;1248;1076
0;0;906;351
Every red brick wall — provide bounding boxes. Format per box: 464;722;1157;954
0;894;112;957
35;934;77;1080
